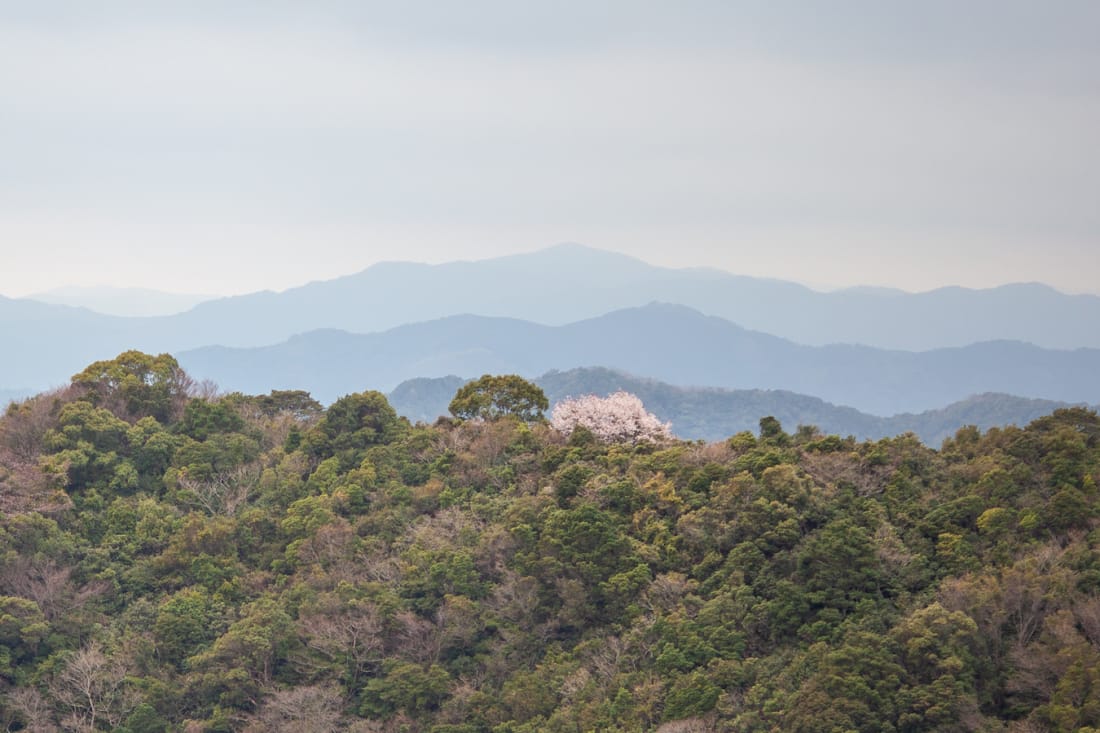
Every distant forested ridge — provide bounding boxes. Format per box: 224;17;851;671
176;304;1100;415
389;368;1084;446
0;352;1099;731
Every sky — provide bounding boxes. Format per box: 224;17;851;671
2;1;1098;297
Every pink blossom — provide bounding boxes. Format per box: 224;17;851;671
550;391;672;444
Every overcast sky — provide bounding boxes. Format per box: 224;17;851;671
2;1;1098;297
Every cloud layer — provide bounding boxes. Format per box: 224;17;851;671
2;1;1098;295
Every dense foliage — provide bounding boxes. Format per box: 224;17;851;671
448;375;549;424
0;353;1098;732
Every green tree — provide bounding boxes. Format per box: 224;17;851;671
306;391;405;467
0;595;48;680
252;390;323;421
448;375;548;423
759;415;789;445
71;351;191;423
360;660;452;718
188;597;296;713
41;401;137;492
175;399;246;442
663;670;721;721
891;602;981;729
154;587;223;667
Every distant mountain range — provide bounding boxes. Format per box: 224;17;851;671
387;367;1083;446
176;303;1100;416
142;243;1100;352
4;244;1100;394
26;286;215;318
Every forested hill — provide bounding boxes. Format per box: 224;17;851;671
1;352;1099;731
389;368;1081;445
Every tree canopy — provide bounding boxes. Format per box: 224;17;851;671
0;359;1097;731
447;374;548;422
71;350;191;423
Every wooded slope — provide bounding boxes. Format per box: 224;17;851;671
0;352;1098;732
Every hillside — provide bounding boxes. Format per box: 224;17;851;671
387;375;467;424
178;304;1100;415
388;368;1080;446
0;353;1098;731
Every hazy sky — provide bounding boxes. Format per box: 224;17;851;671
2;1;1098;297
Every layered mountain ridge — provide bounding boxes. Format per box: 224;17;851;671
4;244;1100;394
177;303;1100;416
4;245;1097;444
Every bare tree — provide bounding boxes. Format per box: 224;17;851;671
1001;543;1070;650
395;609;443;664
0;388;76;462
642;572;697;614
177;462;262;516
485;570;540;627
293;519;356;574
5;686;59;733
299;600;384;687
243;684;344;733
0;558;107;623
187;379;221;401
0;426;72;516
588;635;630;683
1074;594;1100;647
49;641;134;732
656;718;716;733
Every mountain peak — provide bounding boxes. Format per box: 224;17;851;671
507;243;653;269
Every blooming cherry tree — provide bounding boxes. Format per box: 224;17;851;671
550;391;672;444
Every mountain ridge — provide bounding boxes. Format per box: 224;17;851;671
176;303;1100;415
24;286;216;318
4;244;1100;394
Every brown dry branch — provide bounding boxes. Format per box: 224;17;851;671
177;462;262;516
49;641;135;733
4;686;59;733
242;683;344;733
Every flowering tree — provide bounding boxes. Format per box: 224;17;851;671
550;391;672;444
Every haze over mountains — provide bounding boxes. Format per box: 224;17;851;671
27;286;214;318
4;244;1098;442
175;303;1100;416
